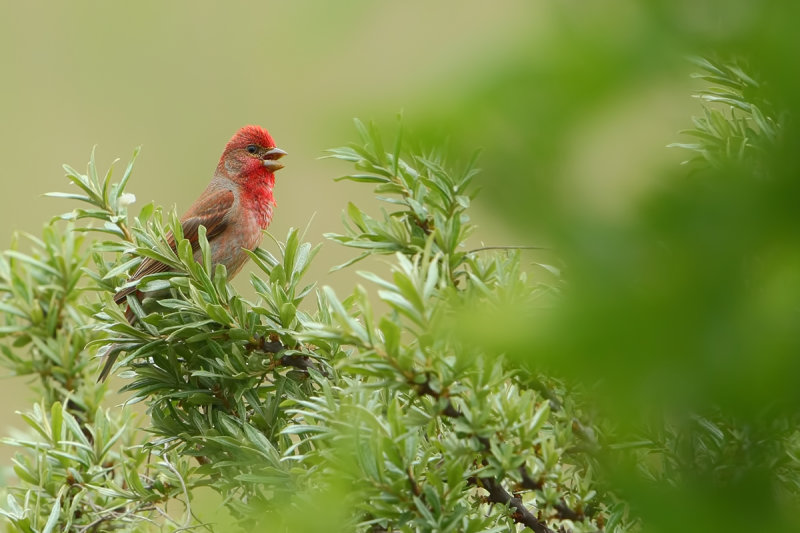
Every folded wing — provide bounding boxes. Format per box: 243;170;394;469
113;188;235;306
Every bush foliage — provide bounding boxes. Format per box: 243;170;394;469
1;57;798;532
0;119;619;532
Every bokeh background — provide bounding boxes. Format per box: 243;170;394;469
3;1;799;531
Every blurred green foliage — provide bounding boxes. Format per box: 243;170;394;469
404;3;800;532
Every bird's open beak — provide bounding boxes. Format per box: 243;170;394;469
262;147;287;172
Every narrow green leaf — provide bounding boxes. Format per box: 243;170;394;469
50;402;63;446
44;192;91;202
102;256;142;280
118;146;141;197
41;492;62;533
334;174;389;183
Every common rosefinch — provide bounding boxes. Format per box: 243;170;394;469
98;125;286;381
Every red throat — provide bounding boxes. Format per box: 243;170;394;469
242;170;276;229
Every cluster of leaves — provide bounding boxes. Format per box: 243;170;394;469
670;57;783;171
0;158;194;532
0;120;627;532
325;120;478;278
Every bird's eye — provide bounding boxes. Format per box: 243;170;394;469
246;145;258;154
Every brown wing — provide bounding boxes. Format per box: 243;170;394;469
113;188;235;305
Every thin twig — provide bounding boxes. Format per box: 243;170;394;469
117;221;134;243
159;451;192;529
465;245;548;254
476;477;556;533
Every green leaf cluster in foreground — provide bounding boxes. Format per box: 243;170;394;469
0;119;616;532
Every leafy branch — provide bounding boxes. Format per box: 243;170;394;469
0;122;626;532
670;57;782;171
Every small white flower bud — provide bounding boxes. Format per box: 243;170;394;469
119;193;136;206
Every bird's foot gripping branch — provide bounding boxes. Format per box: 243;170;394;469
0;121;628;532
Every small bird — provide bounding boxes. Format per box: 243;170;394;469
98;125;286;381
